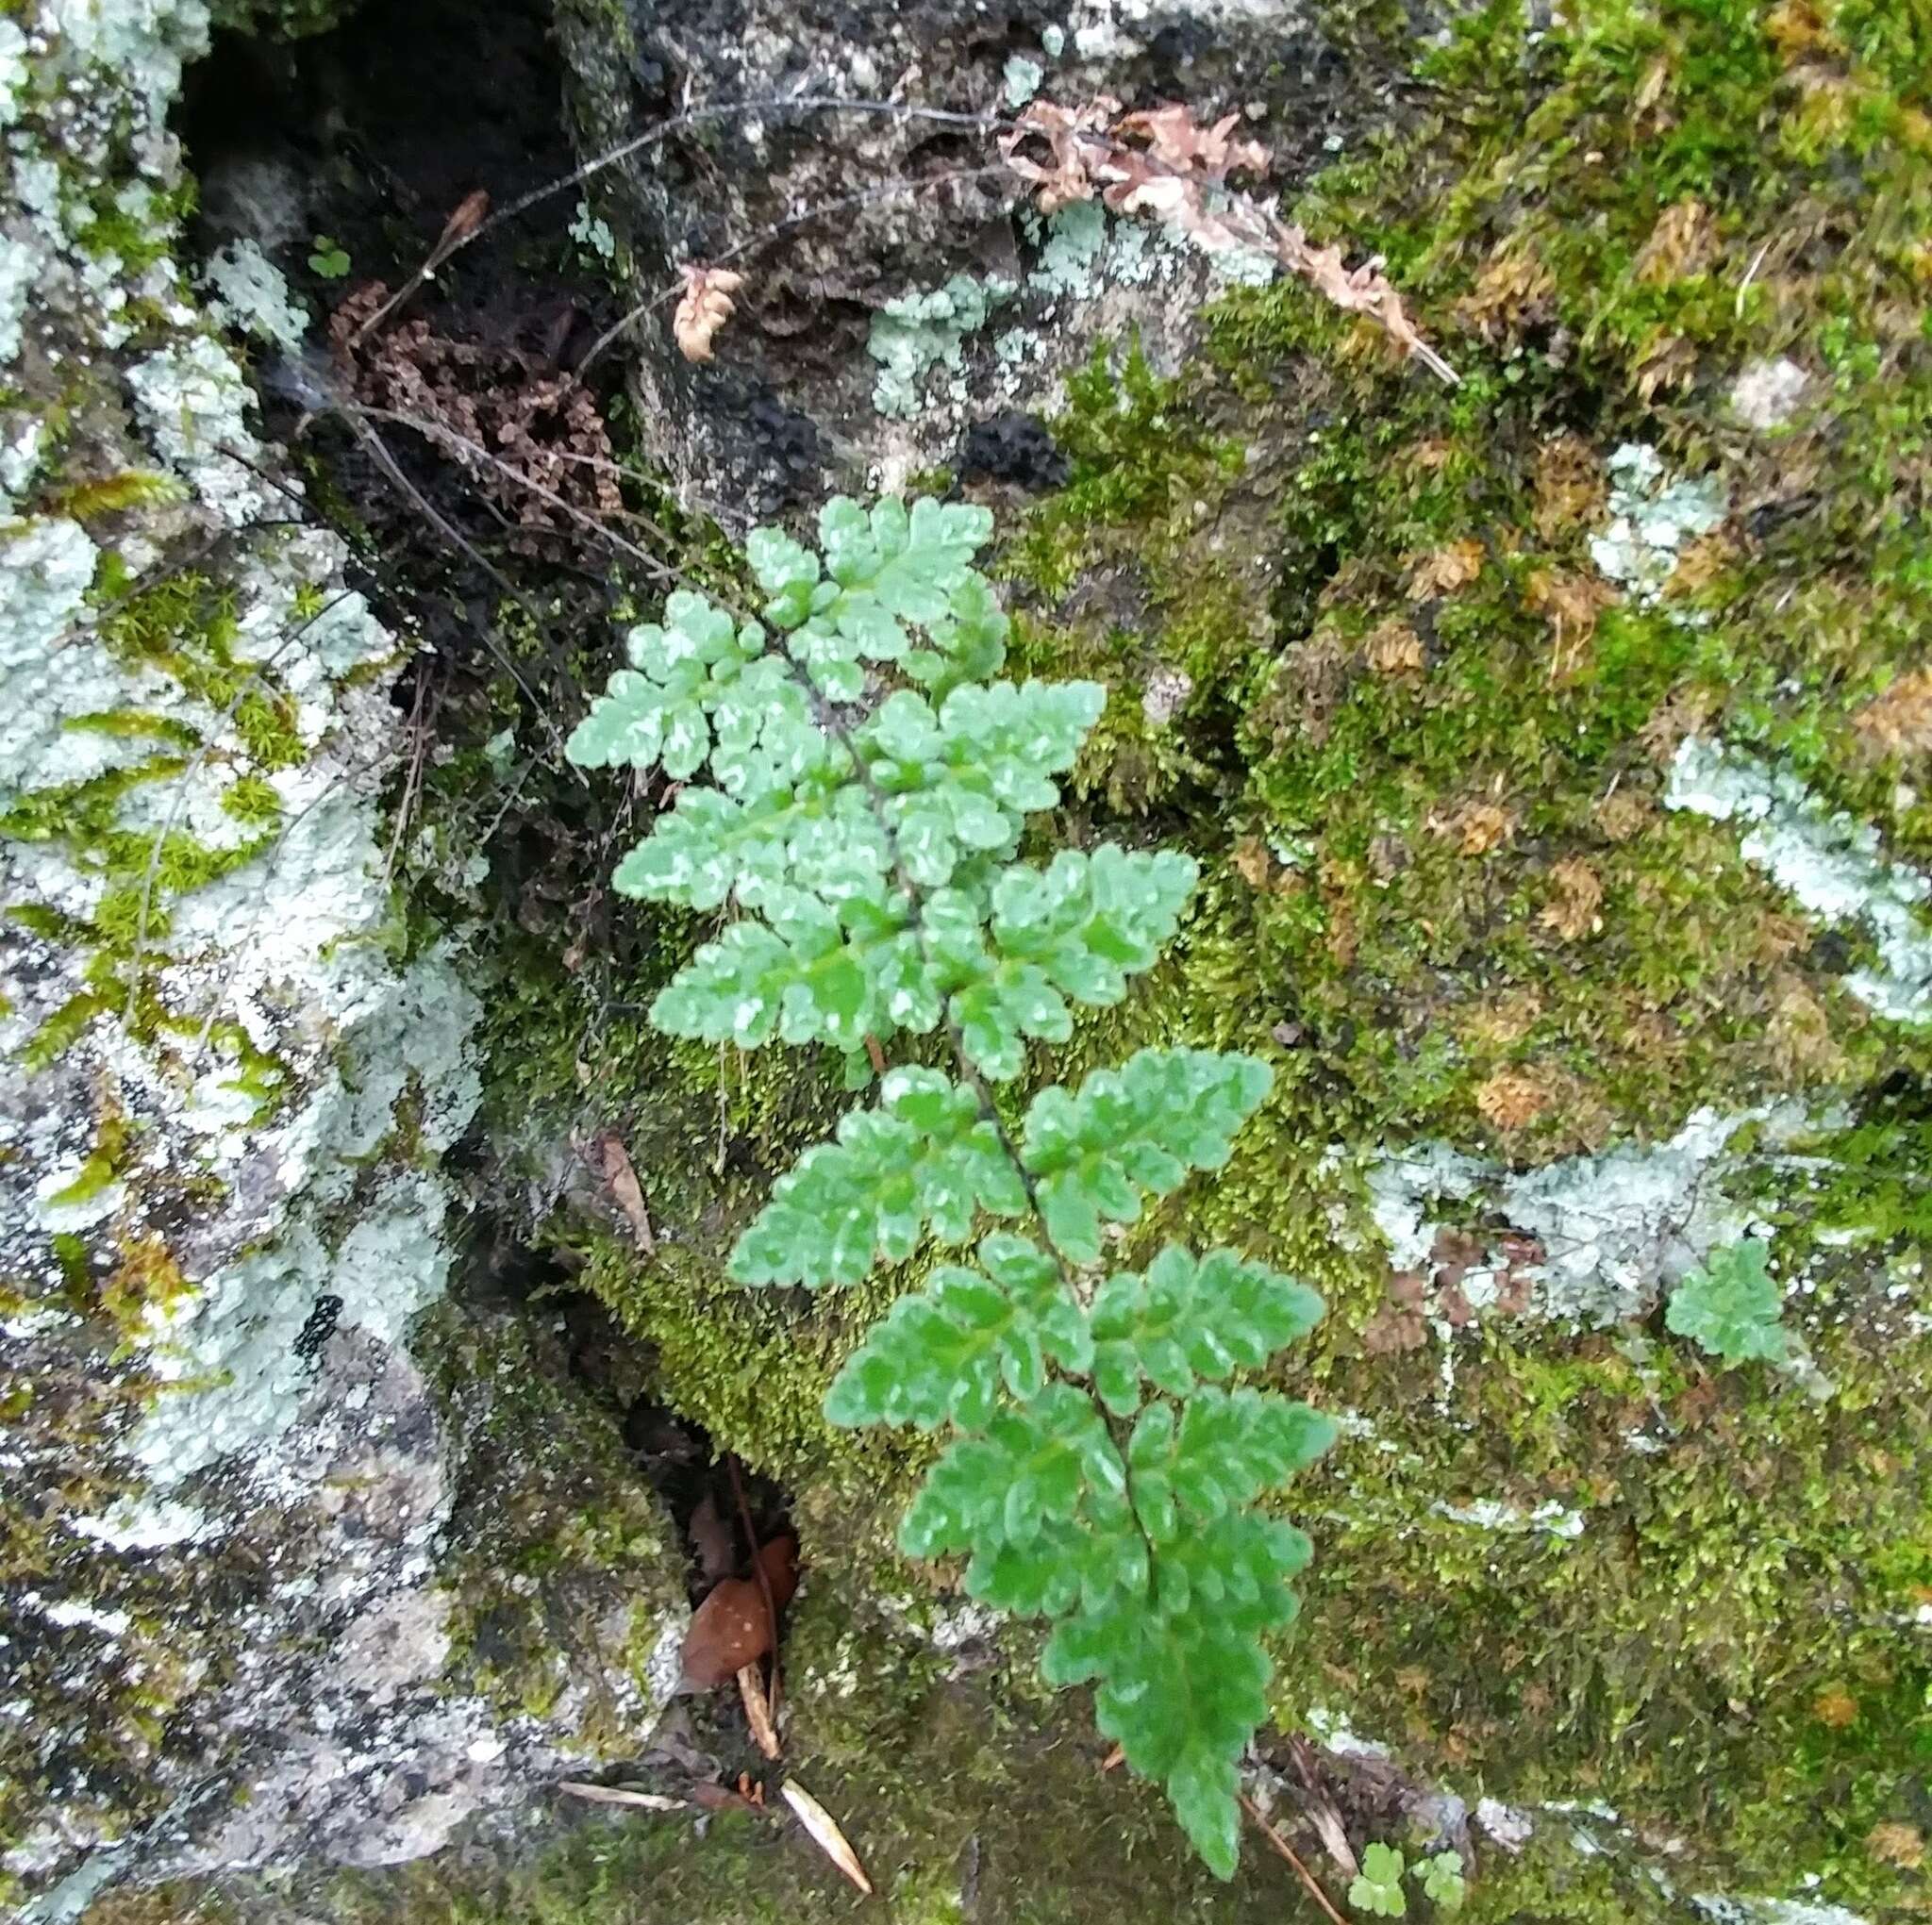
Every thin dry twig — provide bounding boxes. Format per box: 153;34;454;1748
1239;1794;1350;1925
350;96;1012;348
557;1780;687;1811
737;1662;782;1760
779;1780;874;1896
578;163;1009;373
727;1453;781;1728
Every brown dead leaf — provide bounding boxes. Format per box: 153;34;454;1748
427;189;491;270
739;1663;782;1761
1541;858;1604;941
1438;1282;1474;1327
1362;1307;1427;1354
1389;1268;1429;1309
673;264;745;363
998;96;1119;213
1430;1227;1489;1290
589;1130;656;1253
680;1535;799;1688
1476;1068;1553;1131
1407;539;1486;600
1364;618;1426;677
999;97;1455;382
1853;668;1932;758
780;1780;874;1895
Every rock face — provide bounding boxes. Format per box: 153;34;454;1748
554;0;1413;523
0;4;682;1914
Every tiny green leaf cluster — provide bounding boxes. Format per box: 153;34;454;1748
1664;1237;1790;1365
1344;1843;1468;1917
569;496;1333;1878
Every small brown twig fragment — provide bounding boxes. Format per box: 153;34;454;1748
1239;1794;1350;1925
727;1453;782;1727
1099;1743;1125;1771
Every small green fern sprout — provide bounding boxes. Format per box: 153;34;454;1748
568;494;1334;1878
1350;1842;1408;1917
1417;1850;1468;1912
1664;1237;1790;1365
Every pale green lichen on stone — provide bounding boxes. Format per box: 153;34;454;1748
868;273;1014;418
1668;737;1932;1022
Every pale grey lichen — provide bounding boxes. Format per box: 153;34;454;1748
1668;736;1932;1023
127;334;278;524
203;237;309;350
1003;52;1044;107
1589;442;1726;602
1365;1105;1809;1324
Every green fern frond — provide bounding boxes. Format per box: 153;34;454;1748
569;493;1333;1884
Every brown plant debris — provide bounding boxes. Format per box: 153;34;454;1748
586;1129;656;1253
1595;788;1654;842
1407;539;1486;600
1635;197;1719;284
1853;668;1932;758
1364;617;1426;676
1000;97;1457;381
1532;433;1609;539
1476;1068;1554;1131
738;1663;782;1761
1541;858;1605;941
1526;568;1618;678
674;264;746;363
1867;1824;1926;1870
330;281;620;551
1436;799;1517;855
1457;242;1558;345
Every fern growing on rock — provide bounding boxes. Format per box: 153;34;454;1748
568;495;1334;1877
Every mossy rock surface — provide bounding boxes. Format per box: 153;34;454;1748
462;0;1932;1917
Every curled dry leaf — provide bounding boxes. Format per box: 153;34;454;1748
998;93;1456;381
780;1779;874;1896
1116;104;1269;179
997;96;1119;214
674;264;746;363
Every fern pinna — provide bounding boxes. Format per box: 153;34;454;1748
568;495;1334;1877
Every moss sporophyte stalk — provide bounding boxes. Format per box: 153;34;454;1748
566;493;1335;1877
